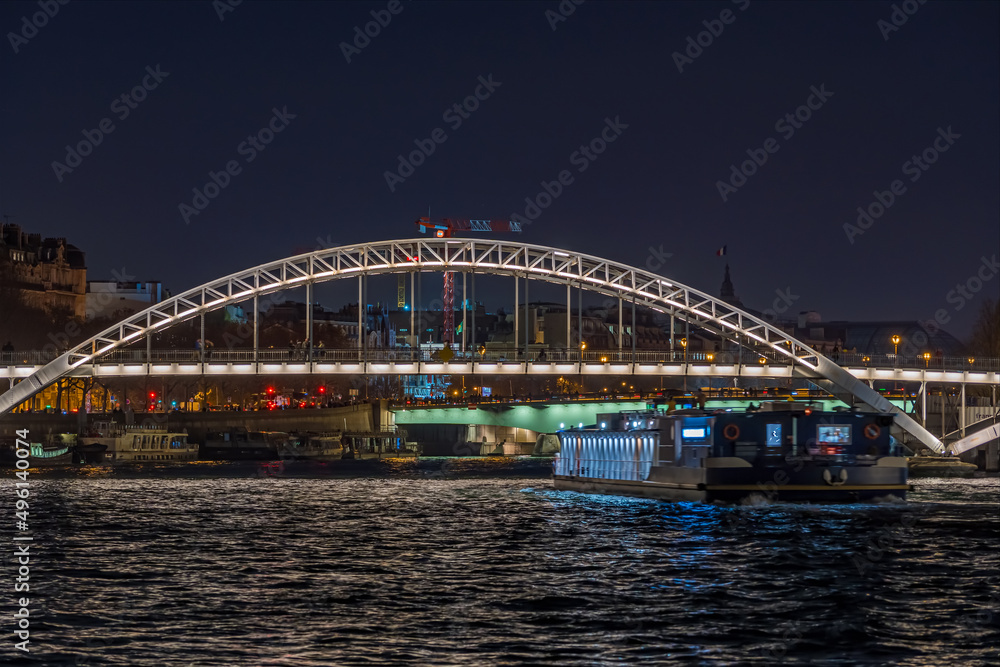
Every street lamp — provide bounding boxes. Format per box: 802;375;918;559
758;357;767;364
707;353;714;362
863;355;870;366
922;352;931;368
968;356;975;365
891;335;900;356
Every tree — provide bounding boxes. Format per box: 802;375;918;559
968;298;1000;358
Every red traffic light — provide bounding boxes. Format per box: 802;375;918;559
318;386;326;394
266;387;275;395
149;392;156;399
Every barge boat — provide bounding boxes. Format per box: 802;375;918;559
553;402;909;503
78;422;199;463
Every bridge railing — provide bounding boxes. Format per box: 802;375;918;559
0;349;996;372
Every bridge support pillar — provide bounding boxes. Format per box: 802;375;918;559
253;293;259;371
920;381;927;426
462;270;467;354
307;280;313;366
410;271;416;359
618;296;623;353
200;308;205;367
514;273;518;356
565;282;571;359
357;275;363;361
524;272;529;362
631;293;636;372
960;382;966;437
471;271;476;357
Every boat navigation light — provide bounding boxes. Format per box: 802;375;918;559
601;422;606;428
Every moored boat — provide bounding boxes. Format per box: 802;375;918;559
281;432;345;460
907;452;978;478
554;401;909;503
201;428;287;461
0;433;76;466
78;421;199;463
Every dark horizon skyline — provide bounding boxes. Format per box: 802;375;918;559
2;0;997;339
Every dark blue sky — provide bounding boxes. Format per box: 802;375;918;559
2;0;997;336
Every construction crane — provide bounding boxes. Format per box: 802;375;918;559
414;216;523;345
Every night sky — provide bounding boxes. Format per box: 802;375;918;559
2;0;997;336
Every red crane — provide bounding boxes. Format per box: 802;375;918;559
414;216;522;345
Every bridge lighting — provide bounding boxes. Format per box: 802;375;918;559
758;357;766;364
680;338;687;348
707;353;714;362
863;356;870;365
923;352;931;367
891;335;901;355
580;341;587;350
968;357;975;365
601;356;608;363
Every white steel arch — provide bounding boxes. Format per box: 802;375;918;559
0;238;945;452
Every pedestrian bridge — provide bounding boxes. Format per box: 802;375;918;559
0;237;991;453
1;348;995;385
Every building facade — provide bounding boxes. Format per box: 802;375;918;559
0;223;86;318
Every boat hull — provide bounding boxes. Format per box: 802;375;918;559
554;458;909;503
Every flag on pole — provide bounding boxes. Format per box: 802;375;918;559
715;245;727;257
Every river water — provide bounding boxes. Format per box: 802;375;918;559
6;460;999;666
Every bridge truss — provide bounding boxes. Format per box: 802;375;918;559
0;238;947;452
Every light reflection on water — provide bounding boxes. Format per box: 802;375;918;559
9;469;998;666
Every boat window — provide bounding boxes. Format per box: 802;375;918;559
817;424;851;445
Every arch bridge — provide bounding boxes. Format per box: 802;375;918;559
0;238;978;453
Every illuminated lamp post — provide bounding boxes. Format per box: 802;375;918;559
922;352;931;368
680;337;688;391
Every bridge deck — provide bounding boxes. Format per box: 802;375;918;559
1;349;996;384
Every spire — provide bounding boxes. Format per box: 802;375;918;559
720;264;743;307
